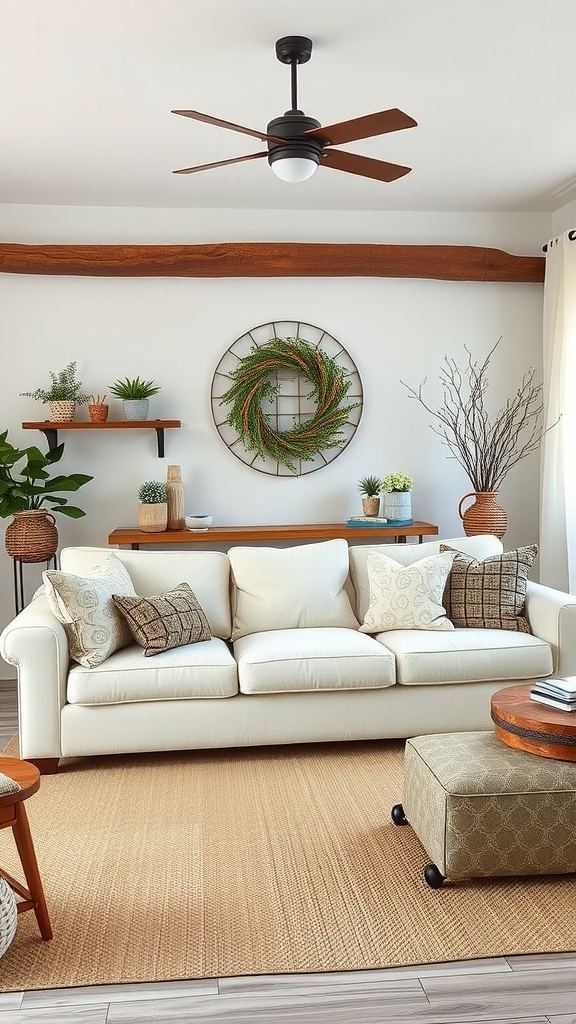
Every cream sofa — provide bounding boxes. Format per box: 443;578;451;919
1;534;575;773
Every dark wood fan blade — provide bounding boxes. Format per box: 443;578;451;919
173;152;267;174
172;110;284;144
320;148;411;182
306;109;417;147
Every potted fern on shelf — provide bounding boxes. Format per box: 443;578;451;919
138;480;167;533
109;377;161;421
20;361;89;422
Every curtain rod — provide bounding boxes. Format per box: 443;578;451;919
542;229;576;252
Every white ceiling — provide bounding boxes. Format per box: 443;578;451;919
2;0;576;213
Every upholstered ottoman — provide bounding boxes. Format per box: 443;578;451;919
392;731;576;887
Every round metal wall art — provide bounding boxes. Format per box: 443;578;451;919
211;320;363;476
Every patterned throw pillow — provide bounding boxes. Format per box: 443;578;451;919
358;551;456;633
43;554;137;667
440;544;537;633
112;583;211;656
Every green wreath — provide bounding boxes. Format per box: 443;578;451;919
220;337;361;474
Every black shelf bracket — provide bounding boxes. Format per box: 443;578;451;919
39;427;58;452
154;427;166;459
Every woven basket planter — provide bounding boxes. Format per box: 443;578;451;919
0;875;17;958
138;502;167;533
4;510;59;562
48;400;76;422
88;403;109;422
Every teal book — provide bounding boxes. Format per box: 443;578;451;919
346;518;414;528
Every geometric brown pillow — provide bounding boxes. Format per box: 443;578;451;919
112;583;211;657
440;544;537;634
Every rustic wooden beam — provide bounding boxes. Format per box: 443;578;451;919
0;241;544;283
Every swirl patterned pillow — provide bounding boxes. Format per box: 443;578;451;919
43;554;137;667
358;550;456;633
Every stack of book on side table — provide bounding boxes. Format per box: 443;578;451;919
346;516;414;528
530;677;576;712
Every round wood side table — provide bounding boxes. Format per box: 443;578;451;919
491;683;576;762
0;757;53;940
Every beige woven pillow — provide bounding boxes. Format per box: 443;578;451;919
113;583;211;656
43;554;136;667
440;543;537;633
359;551;456;633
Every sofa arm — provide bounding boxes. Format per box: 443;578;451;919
0;593;69;759
525;581;576;677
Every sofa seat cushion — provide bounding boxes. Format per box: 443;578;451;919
234;627;395;694
66;637;238;705
375;628;553;686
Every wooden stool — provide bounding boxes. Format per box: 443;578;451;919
0;757;52;940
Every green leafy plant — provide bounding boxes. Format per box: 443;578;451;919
382;472;413;492
20;361;89;404
109;377;161;400
138;480;166;504
358;475;382;498
0;430;93;518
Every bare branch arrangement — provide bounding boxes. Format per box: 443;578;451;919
401;339;554;492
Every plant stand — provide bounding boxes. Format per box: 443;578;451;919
12;554;58;616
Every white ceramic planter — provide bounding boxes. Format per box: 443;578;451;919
122;399;149;420
382;491;412;523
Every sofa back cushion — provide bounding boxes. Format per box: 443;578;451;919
228;538;360;640
349;535;503;623
60;547;232;639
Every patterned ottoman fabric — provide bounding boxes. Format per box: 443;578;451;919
403;731;576;879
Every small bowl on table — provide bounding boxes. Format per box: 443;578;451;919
185;515;213;532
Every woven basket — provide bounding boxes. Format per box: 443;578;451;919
48;400;76;422
88;403;109;422
0;876;17;959
138;502;167;533
4;510;59;562
458;491;508;539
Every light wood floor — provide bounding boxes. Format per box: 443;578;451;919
1;679;575;1024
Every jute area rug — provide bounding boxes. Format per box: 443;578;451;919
1;736;575;993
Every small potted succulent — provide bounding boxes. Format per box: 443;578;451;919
20;361;89;422
381;472;413;523
138;480;167;533
109;377;161;421
358;475;382;517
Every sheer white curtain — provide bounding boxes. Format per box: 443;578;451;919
540;230;576;593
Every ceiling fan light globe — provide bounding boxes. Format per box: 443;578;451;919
270;155;318;183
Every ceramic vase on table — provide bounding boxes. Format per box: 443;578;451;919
382;491;412;523
458;491;507;539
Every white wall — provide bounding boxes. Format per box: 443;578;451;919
0;205;550;675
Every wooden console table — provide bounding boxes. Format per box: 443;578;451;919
108;521;439;550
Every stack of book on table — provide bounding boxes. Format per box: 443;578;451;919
346;516;414;528
530;676;576;712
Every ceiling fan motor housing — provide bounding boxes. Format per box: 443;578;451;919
266;111;323;170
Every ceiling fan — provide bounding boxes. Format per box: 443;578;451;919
172;35;417;184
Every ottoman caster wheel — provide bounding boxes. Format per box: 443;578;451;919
424;863;445;889
391;803;408;826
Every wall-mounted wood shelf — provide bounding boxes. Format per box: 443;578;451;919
21;419;181;458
